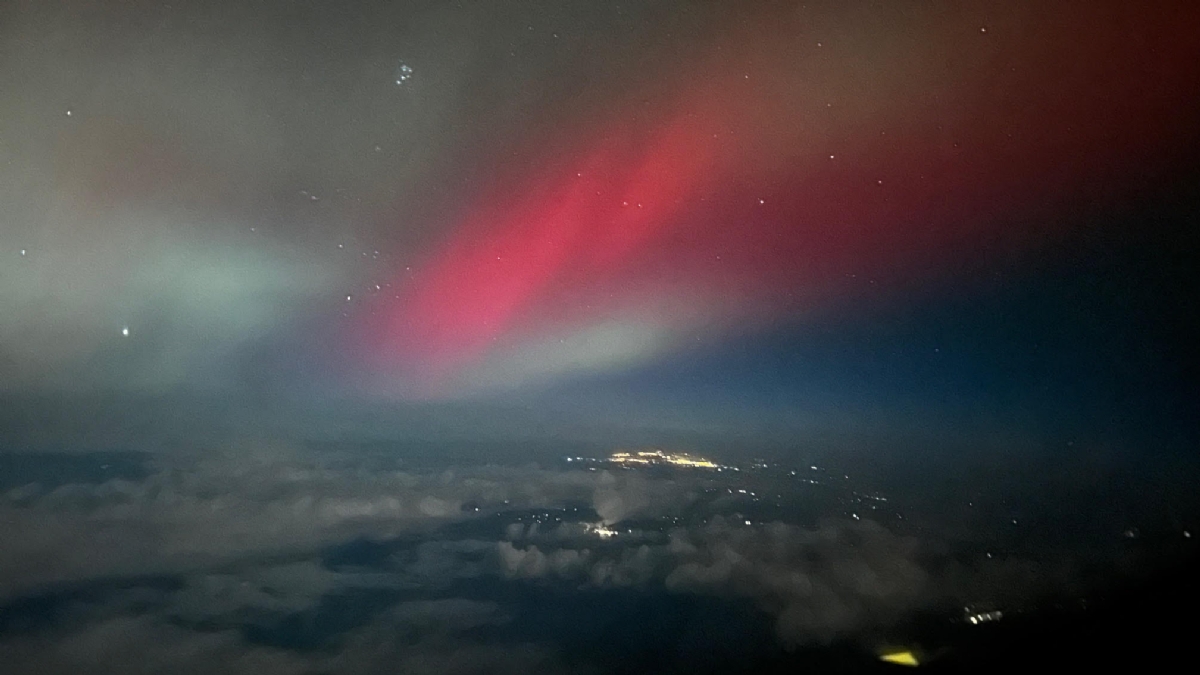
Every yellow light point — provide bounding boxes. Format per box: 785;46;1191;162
878;650;919;667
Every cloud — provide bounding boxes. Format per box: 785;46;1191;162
0;596;577;675
593;470;651;524
0;447;680;600
0;444;1138;669
663;518;928;645
2;446;929;658
171;560;366;621
592;469;696;524
497;541;594;580
327;607;581;675
0;617;310;675
494;516;929;643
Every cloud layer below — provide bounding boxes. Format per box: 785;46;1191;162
0;443;1168;672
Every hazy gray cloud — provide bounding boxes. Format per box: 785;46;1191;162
0;444;679;599
0;445;1117;666
498;540;595;581
495;516;930;644
0;596;577;675
592;469;698;524
171;560;386;622
0;617;310;675
664;518;929;644
326;602;582;675
593;471;652;524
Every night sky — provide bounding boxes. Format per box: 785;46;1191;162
1;2;1199;671
3;0;1198;453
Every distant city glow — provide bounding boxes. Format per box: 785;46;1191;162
609;449;719;469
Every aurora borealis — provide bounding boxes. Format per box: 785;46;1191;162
3;3;1200;673
355;1;1200;401
0;0;1195;450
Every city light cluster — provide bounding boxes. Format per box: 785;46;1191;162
609;449;719;469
